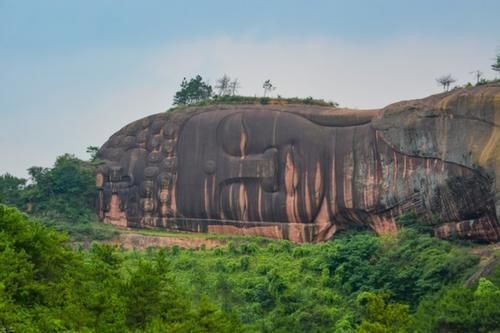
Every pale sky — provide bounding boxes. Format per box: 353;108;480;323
1;0;499;177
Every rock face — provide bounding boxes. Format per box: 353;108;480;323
97;84;500;242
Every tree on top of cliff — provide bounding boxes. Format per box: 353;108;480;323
492;52;500;73
215;74;241;96
263;79;276;97
215;74;231;96
229;78;241;96
470;70;484;84
436;74;456;91
173;75;213;105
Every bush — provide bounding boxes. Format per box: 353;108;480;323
0;205;242;332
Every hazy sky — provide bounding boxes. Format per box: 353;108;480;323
1;0;499;177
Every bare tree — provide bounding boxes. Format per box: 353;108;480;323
470;70;483;84
436;74;456;91
263;79;276;97
229;78;240;96
215;74;232;96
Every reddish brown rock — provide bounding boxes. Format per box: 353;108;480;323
97;84;500;242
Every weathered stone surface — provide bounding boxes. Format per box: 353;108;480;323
109;233;225;250
97;84;500;242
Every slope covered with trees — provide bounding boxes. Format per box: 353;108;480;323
0;153;117;242
0;205;241;332
1;203;499;332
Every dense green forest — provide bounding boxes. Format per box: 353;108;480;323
1;204;499;332
1;154;500;332
0;205;240;332
0;154;117;242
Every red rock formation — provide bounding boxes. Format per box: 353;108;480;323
97;84;500;242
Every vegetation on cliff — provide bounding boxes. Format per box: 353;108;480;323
492;51;500;73
169;74;338;112
167;94;339;113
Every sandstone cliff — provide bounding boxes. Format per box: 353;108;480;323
96;84;500;242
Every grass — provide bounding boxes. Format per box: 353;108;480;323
167;95;339;112
464;77;500;88
116;224;273;245
34;215;119;242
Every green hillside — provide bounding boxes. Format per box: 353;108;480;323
1;203;499;332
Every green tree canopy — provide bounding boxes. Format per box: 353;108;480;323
0;173;26;208
0;205;243;332
173;75;213;105
22;154;96;222
493;52;500;73
356;292;414;333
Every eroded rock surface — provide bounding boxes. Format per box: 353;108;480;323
97;84;500;242
109;233;225;250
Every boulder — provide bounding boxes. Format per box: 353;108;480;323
97;84;500;242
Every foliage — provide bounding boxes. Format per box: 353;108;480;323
1;203;498;332
173;75;213;105
1;155;498;332
464;78;500;88
356;292;413;333
492;52;500;73
0;204;78;331
127;228;488;332
0;173;26;209
34;215;118;242
171;73;338;108
86;145;100;162
22;153;96;223
395;212;434;235
0;153;116;242
413;278;500;332
0;205;241;332
168;94;338;112
322;229;479;307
